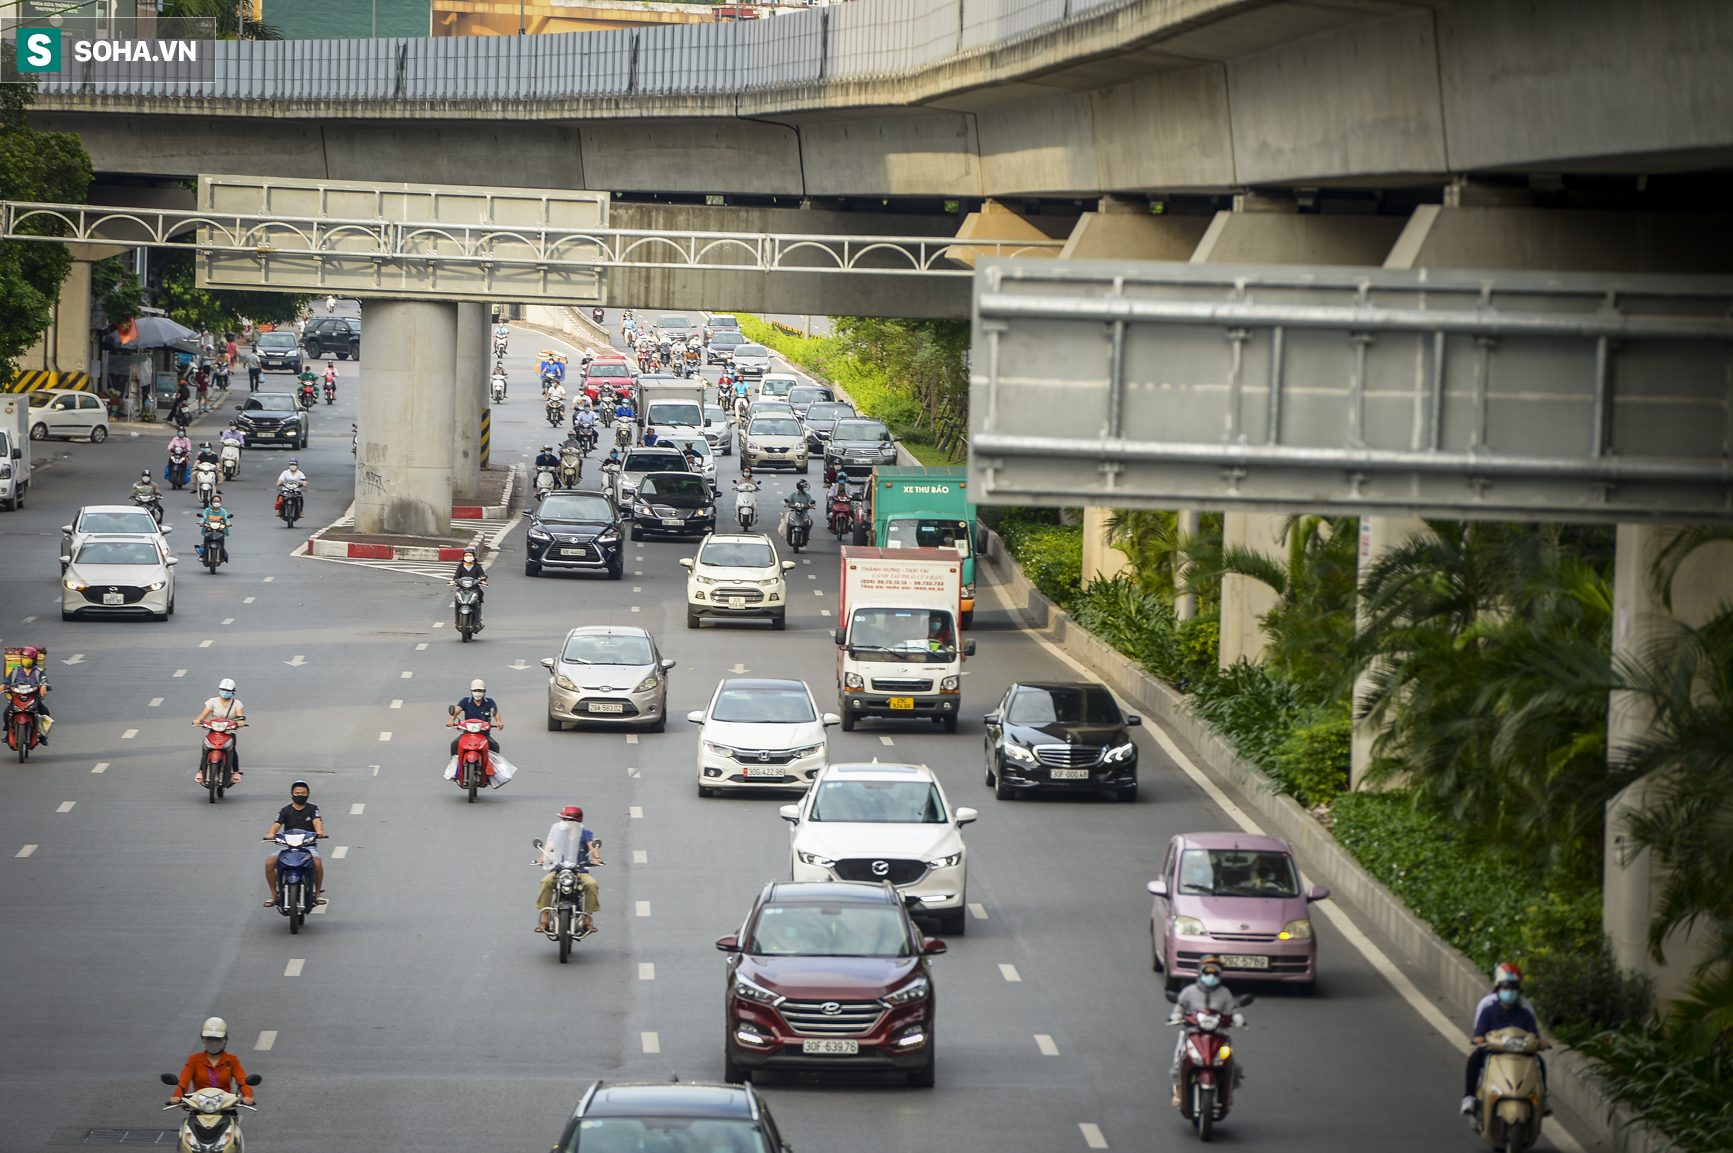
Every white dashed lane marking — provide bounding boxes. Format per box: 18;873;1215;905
390;700;402;709
401;671;413;678
636;901;651;917
999;964;1022;982
626;734;638;745
415;643;428;651
243;597;255;604
639;963;655;980
254;1031;277;1051
378;732;392;742
629;806;643;818
632;850;648;864
1035;1034;1060;1056
222;618;235;625
626;767;640;778
198;639;213;648
91;763;109;774
284;959;305;977
148;698;163;707
640;1033;660;1054
633;586;642;592
121;729;138;739
630;606;640;612
173;669;187;677
331;846;349;859
264;576;274;582
16;845;37;858
350;804;365;815
56;802;74;813
879;736;895;746
1079;1123;1108;1149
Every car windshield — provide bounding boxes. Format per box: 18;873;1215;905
701;540;776;568
647;402;703;427
788;387;828;404
561;633;654;666
760;378;794;394
750;418;801;437
658;315;692;329
1176;849;1302;898
640;474;708;498
738;344;768;358
806;403;853;421
624;453;686;473
28;393;53;408
588;364;629;378
538;494;613;521
78;511;159;535
75;541;160;566
244;396;298;412
883;517;971;558
565;1117;769;1153
748;904;914;957
709;315;739;328
257;333;297;349
847;608;955;664
1006;686;1121;726
832;421;889;442
811;779;947;823
712;332;746;347
710;685;816;723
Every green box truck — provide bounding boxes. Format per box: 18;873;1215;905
867;465;978;628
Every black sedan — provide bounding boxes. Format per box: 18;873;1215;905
983;681;1141;802
627;472;715;541
523;490;624;579
234;393;307;449
803;400;856;448
824;418;900;478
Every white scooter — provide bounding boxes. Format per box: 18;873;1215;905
219;438;242;481
491;372;507;403
534;463;557;501
192;461;219;508
734;478;759;531
159;1073;261;1153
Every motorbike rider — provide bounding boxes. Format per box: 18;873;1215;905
681;439;703;472
196;494;234;565
534;804;602;934
167;426;193;481
220;422;246;449
171;1018;255;1108
295;364;318;405
264;781;326;907
1462;962;1550;1115
449;549;487;631
574;401;599;442
3;646;50;744
195;441;221;467
614;397;635;426
534;445;560;487
447;679;504;756
491;360;509;399
274;459;308;493
784;478;816;523
1168;955;1245;1108
132;469;164;508
192;678;245;784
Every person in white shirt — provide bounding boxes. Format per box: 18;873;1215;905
192;678;247;785
274;460;309;489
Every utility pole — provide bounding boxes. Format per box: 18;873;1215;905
519;0;525;34
372;0;376;38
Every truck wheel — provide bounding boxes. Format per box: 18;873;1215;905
960;610;974;630
840;709;856;732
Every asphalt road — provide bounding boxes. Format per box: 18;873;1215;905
0;312;1604;1153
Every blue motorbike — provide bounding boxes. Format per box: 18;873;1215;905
268;829;320;934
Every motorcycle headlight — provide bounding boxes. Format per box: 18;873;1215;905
555;674;578;691
927;852;962;869
732;975;783;1005
796;850;835;868
940;675;960;692
1002;742;1036;763
557;871;579;892
634;674;659;693
881;975;931;1006
1173;916;1206;936
843;672;864;690
1104;741;1137;763
1279;918;1313;940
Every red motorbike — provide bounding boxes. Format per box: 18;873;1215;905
1167;991;1253;1141
197;717;243;803
453;717;495;803
5;684;43;763
828;491;854;539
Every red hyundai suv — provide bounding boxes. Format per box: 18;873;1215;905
717;880;946;1087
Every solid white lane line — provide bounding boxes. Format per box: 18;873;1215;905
1035;1034;1060;1056
626;734;638;745
222;618;235;625
879;736;895;746
148;697;163;707
629;806;643;818
968;903;988;920
173;669;187;677
999;964;1022;982
415;643;428;651
639;962;656;980
636;901;652;917
16;845;37;857
390;700;402;709
56;802;75;813
331;846;349;859
401;671;412;678
350;804;365;815
121;729;138;739
633;850;648;864
254;1031;277;1051
378;732;392;741
198;639;212;648
640;1032;660;1053
1078;1123;1108;1149
284;959;305;977
91;763;109;774
243;597;255;604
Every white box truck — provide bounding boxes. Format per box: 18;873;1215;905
636;378;709;444
834;546;975;733
0;395;29;511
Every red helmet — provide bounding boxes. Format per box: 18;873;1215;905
20;647;39;660
558;805;583;821
1492;962;1523;987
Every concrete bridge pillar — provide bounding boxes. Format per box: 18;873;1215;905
453;302;488;501
355;299;457;537
1218;511;1287;667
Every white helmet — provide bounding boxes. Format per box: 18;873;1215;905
470;679;486;692
201;1017;229;1040
217;678;237;692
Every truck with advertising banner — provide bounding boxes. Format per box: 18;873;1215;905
867;465;978;628
635;377;709;444
834;547;975;733
0;395;30;511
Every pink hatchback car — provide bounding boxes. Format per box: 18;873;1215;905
1147;832;1330;994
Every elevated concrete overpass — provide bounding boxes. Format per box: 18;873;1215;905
31;0;1733;199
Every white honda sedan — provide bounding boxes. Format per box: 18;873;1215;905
781;761;976;935
688;678;838;797
61;535;177;621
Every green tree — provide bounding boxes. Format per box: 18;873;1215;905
829;317;969;457
91;256;146;326
151;246;309;333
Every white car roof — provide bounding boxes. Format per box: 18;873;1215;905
819;761;935;782
78;504;156;515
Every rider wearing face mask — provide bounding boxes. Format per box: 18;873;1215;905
1462;962;1550;1115
171;1018;255;1108
1168;955;1244;1108
447;680;504;756
192;678;245;784
265;781;326;907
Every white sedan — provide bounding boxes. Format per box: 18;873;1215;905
60;505;174;573
688;678;839;797
781;761;976;935
61;535;177;621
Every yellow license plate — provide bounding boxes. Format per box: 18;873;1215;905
888;697;915;710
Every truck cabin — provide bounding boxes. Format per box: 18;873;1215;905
881;517;971;556
843;607;958;663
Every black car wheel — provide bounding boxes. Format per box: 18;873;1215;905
984;748;997;787
906;1041;936;1088
994;769;1015;801
525;561;542;576
722;1053;749;1084
607;561;623;580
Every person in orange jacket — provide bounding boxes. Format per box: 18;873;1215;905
172;1018;256;1107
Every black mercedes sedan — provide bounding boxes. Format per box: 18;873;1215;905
627;472;716;541
523;490;624;579
982;681;1141;802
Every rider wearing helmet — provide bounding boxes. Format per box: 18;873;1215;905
195;440;221;466
1462;962;1549;1115
534;444;560;482
192;679;246;784
171;1018;255;1107
448;679;504;756
3;646;50;742
274;458;308;490
265;781;325;908
534;804;603;935
449;549;487;628
1168;955;1245;1108
133;469;163;504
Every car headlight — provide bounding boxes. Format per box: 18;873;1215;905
927;852;962;869
1279;919;1313;940
1104;741;1137;763
732;975;783;1005
555;674;578;691
881;975;930;1006
789;743;823;759
796;850;835;868
940;675;960;692
695;574;717;585
528;529;551;541
844;672;864;690
747;441;759;451
1002;742;1036;763
595;529;620;543
704;741;736;757
635;504;653;516
64;578;86;591
759;578;782;587
1173;916;1206;936
147;581;166;591
633;674;658;693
